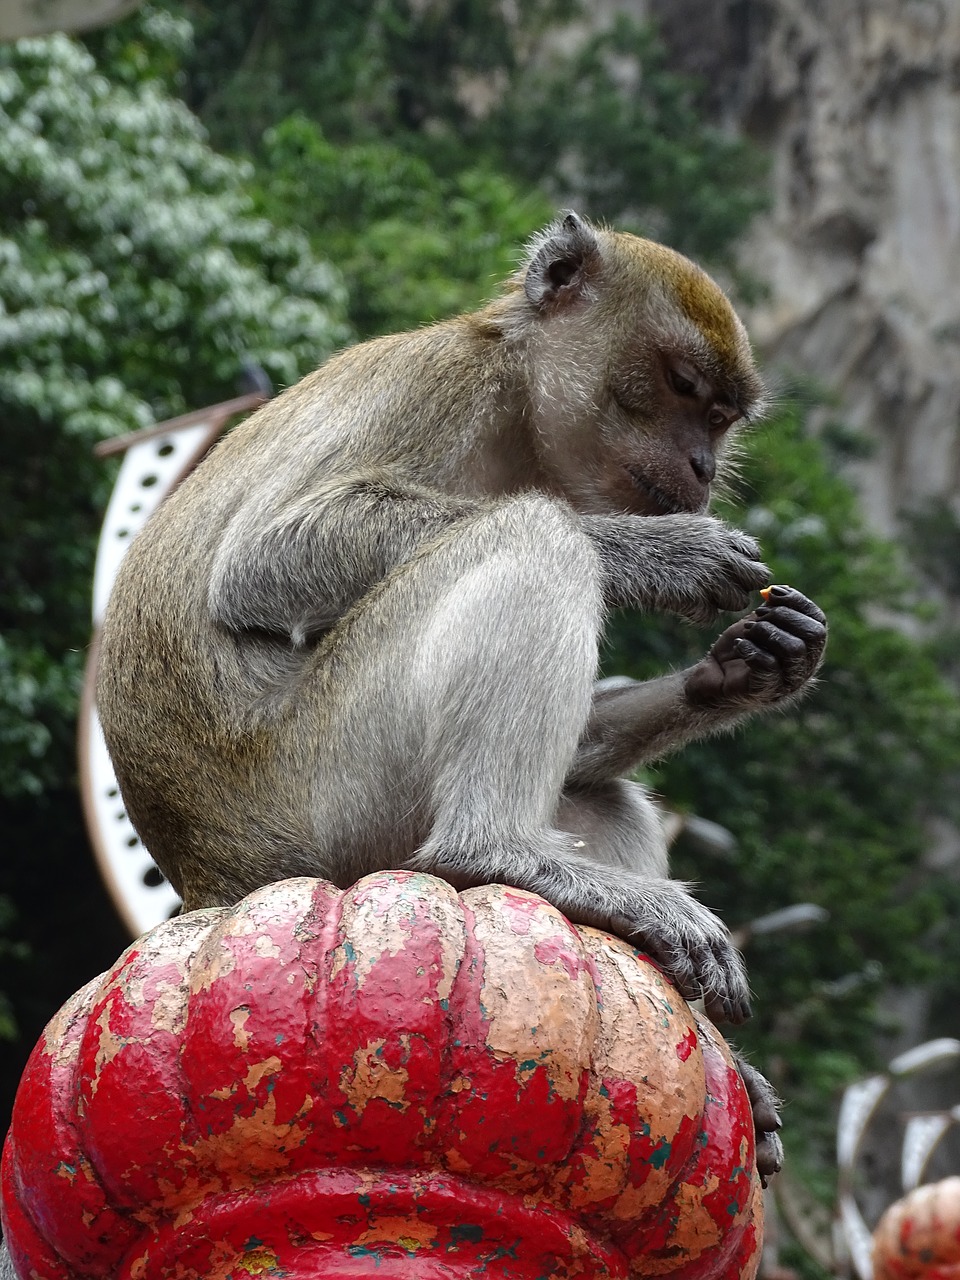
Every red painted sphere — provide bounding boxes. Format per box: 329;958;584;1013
1;872;763;1279
873;1179;960;1280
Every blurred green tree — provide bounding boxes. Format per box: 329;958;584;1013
100;1;765;270
0;28;347;804
251;115;552;335
120;0;578;153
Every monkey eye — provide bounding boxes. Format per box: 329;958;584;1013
708;404;740;430
668;368;698;397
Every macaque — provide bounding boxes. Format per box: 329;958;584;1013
97;212;826;1180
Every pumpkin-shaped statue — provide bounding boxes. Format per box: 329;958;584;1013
873;1178;960;1280
1;872;763;1279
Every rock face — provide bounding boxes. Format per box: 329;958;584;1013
650;0;960;547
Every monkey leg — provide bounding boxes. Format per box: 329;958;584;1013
554;779;669;877
288;493;749;1021
294;492;601;873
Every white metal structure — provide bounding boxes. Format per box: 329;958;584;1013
0;0;142;39
835;1037;960;1279
79;394;265;936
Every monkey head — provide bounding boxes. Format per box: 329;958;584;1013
510;212;765;519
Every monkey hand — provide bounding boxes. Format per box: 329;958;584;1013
685;585;827;706
606;878;751;1025
637;515;769;624
733;1055;784;1185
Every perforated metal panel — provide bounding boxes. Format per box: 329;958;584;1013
80;395;264;935
91;423;217;628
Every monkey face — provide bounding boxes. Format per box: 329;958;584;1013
556;344;748;520
519;220;764;520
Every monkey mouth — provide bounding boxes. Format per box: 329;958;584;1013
625;467;694;515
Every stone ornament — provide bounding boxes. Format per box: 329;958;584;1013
873;1178;960;1280
1;871;763;1279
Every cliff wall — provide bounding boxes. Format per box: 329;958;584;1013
651;0;960;550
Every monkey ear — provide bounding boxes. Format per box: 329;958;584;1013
523;211;601;311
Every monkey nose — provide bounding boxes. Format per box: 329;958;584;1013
689;451;716;485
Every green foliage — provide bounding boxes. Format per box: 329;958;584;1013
605;405;960;1162
86;2;193;87
126;1;764;268
253;115;552;336
902;496;960;598
0;31;348;801
486;14;769;264
132;0;577;153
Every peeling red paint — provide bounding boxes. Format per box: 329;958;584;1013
675;1030;697;1063
873;1178;960;1280
1;871;763;1278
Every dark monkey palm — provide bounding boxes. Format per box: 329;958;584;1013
98;214;826;1177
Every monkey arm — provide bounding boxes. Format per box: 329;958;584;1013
569;587;827;785
209;480;768;643
569;669;736;785
579;512;769;624
208;475;480;643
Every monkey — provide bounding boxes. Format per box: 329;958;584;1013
95;211;826;1183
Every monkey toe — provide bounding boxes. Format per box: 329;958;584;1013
610;914;711;1009
709;978;752;1026
733;1055;783;1182
756;1130;785;1185
636;932;702;1006
607;899;750;1026
735;1057;782;1132
750;1095;782;1137
697;941;751;1025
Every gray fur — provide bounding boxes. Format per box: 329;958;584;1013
95;217;826;1183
